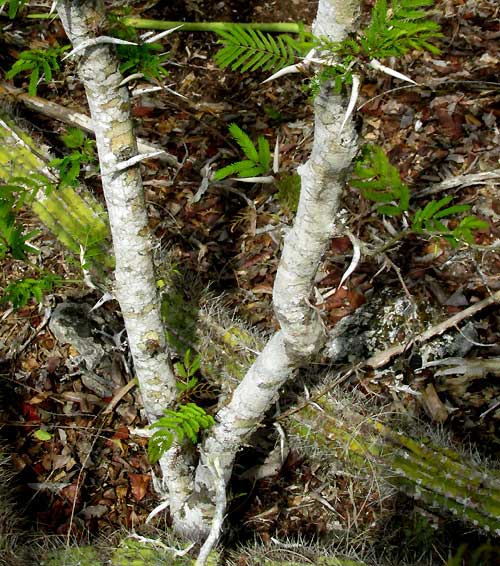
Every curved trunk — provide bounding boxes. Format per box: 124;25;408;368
169;0;360;541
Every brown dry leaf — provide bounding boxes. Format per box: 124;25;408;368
116;484;129;503
80;504;108;519
22;356;40;371
129;473;150;502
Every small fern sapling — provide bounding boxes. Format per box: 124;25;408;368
5;44;70;96
361;0;442;58
351;145;489;247
213;123;302;215
1;274;63;308
107;13;170;84
350;144;410;217
175;348;201;394
306;0;441;100
49;128;96;187
148;403;215;465
213;123;273;182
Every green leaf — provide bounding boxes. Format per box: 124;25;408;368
147;403;215;463
5;60;35;78
213;160;257;181
237;165;266;178
378;204;405;216
228;123;259;162
433;204;470;219
214;25;305;74
34;429;52;441
62;128;86;149
1;275;62;308
360;0;442;58
182;419;197;443
257;135;271;172
175;361;188;379
41;58;52;82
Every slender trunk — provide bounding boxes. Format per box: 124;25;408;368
56;0;176;422
168;0;360;540
56;0;361;545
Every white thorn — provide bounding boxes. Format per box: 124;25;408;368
337;232;362;290
145;499;170;523
118;72;144;87
230;176;275;184
114;151;165;172
273;135;280;174
63;37;138;60
144;25;184;44
370;58;417;85
339;74;360;133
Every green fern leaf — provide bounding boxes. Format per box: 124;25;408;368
361;0;442;57
237;165;266;178
228;123;259;162
433;204;470;219
258;136;271;172
182;419;197;443
214;25;300;73
213;160;257;181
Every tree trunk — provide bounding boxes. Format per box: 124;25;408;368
56;0;361;546
168;0;360;541
56;0;176;423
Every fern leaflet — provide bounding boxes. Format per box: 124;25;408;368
215;25;307;73
361;0;442;57
351;145;489;247
214;123;272;181
148;403;215;464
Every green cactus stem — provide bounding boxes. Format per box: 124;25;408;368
288;397;500;536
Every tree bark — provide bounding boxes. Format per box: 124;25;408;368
168;0;360;541
56;0;177;422
56;0;361;546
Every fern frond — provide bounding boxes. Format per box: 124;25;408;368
361;0;442;58
215;25;303;73
258;136;271;172
229;123;258;162
148;402;215;464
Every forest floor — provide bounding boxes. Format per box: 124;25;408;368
0;0;500;564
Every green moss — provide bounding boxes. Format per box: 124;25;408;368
275;173;301;214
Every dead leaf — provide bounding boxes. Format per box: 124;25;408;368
129;473;150;502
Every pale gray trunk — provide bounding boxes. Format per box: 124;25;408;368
56;0;176;422
168;0;360;541
56;0;361;548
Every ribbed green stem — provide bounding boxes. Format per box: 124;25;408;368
1;116;112;269
122;18;304;33
26;14;304;34
289;400;500;536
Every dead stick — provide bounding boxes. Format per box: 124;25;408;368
0;81;179;167
103;378;138;415
365;289;500;369
279;290;500;420
416;169;500;198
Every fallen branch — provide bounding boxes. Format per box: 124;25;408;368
416;169;500;198
0;81;179;167
279;289;500;420
365;289;500;368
